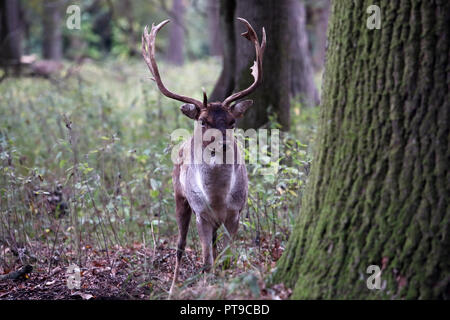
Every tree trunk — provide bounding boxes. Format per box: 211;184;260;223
209;0;236;102
166;0;185;65
0;0;23;75
42;0;62;61
207;0;222;56
272;0;449;299
305;0;330;72
288;0;320;106
234;0;291;130
211;0;319;130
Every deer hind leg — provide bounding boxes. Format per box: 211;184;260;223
196;216;215;272
212;226;220;262
223;211;240;247
169;196;192;298
221;211;241;268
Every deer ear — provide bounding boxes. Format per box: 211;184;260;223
229;100;253;118
180;103;200;119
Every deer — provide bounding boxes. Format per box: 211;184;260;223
141;18;266;297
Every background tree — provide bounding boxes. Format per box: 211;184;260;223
272;0;449;299
207;0;222;56
234;0;290;130
166;0;186;65
305;0;330;71
0;0;23;76
88;0;113;54
42;0;62;60
288;0;320;106
209;0;236;102
211;0;318;130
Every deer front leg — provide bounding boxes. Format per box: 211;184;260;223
196;216;215;271
169;195;192;298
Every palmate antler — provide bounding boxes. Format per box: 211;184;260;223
223;18;266;108
142;20;205;110
142;18;265;109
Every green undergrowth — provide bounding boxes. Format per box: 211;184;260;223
0;57;320;299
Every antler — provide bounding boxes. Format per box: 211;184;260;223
142;20;205;109
223;18;266;108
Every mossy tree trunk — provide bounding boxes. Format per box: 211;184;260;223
272;0;449;299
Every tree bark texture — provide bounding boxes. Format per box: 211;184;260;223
273;0;449;299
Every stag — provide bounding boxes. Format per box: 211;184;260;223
142;18;266;297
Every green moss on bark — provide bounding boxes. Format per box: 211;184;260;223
272;0;449;299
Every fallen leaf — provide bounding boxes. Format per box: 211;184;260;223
93;260;105;267
71;291;94;300
51;266;62;275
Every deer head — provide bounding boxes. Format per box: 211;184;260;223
142;18;266;137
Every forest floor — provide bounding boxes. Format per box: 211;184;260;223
0;235;291;300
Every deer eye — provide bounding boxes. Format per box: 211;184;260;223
229;120;236;128
200;119;207;127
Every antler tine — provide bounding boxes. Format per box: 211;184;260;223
142;20;204;109
223;18;266;107
202;87;208;107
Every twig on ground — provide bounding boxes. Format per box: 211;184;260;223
0;265;33;281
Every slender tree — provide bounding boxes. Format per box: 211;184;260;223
272;0;449;299
42;0;62;60
288;0;320;106
166;0;185;65
0;0;23;76
207;0;222;56
209;0;236;102
305;0;330;71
